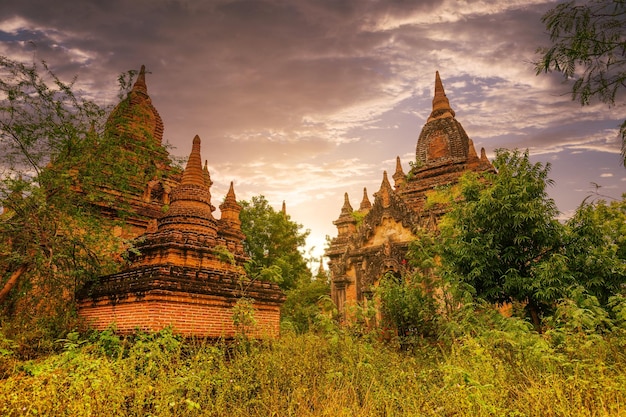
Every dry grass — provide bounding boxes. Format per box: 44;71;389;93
1;328;626;416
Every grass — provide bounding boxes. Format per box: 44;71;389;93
1;325;626;416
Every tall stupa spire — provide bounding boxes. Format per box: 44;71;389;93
181;135;206;187
133;65;148;95
393;156;406;189
219;181;243;231
428;71;455;121
105;64;165;147
359;187;372;211
158;135;216;233
340;192;353;215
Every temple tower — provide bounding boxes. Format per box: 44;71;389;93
100;65;181;235
326;72;495;319
78;136;284;337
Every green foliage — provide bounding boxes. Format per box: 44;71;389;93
376;272;439;345
232;297;258;340
281;278;332;334
407;149;626;334
213;244;236;265
535;0;626;164
1;326;626;416
562;196;626;306
0;57;177;335
439;149;564;330
239;195;311;290
350;209;367;225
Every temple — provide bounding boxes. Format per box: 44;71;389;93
96;65;181;237
325;72;495;318
77;67;284;337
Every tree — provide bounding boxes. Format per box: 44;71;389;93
563;195;626;306
0;57;162;332
535;0;626;165
418;149;626;332
280;278;331;334
439;149;565;331
239;195;311;290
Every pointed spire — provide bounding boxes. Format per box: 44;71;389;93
105;64;165;146
340;192;354;215
429;71;455;121
333;192;356;233
375;171;393;208
381;171;391;189
133;65;148;95
154;135;216;235
480;147;488;161
359;187;371;211
181;135;206;187
392;156;406;189
281;200;287;215
316;258;327;280
225;181;236;201
220;181;242;228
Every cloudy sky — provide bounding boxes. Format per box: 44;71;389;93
1;0;624;267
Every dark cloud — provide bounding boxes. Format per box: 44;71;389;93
2;0;624;258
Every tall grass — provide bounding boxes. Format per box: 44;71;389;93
1;324;626;416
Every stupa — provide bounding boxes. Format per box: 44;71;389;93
78;135;285;337
98;65;181;237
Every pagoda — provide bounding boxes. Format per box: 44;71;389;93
325;72;495;318
77;135;285;337
98;65;181;237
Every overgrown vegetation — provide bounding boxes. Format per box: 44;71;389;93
2;314;626;416
0;57;179;341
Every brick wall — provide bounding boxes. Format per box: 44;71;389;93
78;290;281;338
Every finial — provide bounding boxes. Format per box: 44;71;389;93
395;156;403;174
359;187;371;210
133;65;148;95
382;171;391;187
376;171;393;208
181;135;206;187
281;200;287;215
219;181;242;226
340;192;354;214
226;181;236;200
393;156;406;189
429;71;455;121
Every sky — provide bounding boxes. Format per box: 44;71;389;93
1;0;624;269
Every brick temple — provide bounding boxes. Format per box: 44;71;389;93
77;67;284;337
98;65;181;237
325;72;495;318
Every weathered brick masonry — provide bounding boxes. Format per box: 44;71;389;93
77;67;284;337
326;72;495;318
78;266;282;337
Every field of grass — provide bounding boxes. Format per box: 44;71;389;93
1;323;626;417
